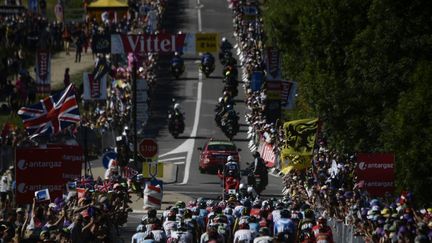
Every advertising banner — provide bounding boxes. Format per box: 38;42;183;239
355;153;395;196
109;33;220;54
35;50;51;95
15;146;83;204
111;33;188;54
83;72;107;100
265;47;281;80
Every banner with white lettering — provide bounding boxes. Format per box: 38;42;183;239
83;72;107;100
35;50;51;95
111;33;191;54
355;153;395;196
15;146;83;204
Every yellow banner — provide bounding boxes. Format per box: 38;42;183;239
195;33;219;53
283;118;318;155
279;118;318;173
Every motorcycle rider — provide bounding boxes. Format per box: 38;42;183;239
201;52;215;68
219;155;241;182
251;151;268;193
171;51;185;77
220;37;233;52
168;102;184;134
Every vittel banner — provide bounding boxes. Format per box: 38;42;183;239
15;146;83;204
111;33;188;54
355;153;395;196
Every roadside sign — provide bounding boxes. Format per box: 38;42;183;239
195;33;219;53
142;162;164;178
102;151;117;169
139;139;158;158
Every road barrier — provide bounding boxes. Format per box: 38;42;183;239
328;218;365;243
143;182;163;210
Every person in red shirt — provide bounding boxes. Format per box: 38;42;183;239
312;217;334;243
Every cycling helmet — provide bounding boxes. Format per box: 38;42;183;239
174;103;180;110
221;37;227;42
218;97;223;103
227;155;234;162
239;183;246;190
174;51;180;57
247;186;254;194
175;201;186;209
136;224;145;232
224;208;233;215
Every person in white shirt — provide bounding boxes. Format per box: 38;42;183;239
253;227;273;243
233;219;253;243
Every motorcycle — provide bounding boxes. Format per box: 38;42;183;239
171;60;184;79
243;165;266;195
200;59;215;78
221;118;239;140
217;170;240;199
168;114;184;138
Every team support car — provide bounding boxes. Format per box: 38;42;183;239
198;138;241;173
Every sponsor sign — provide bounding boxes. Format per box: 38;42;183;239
35;50;51;95
111;34;187;54
15;146;83;204
265;47;281;80
83;72;107;100
195;33;219;53
355;153;395;196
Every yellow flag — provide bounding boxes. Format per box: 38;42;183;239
280;118;318;173
283;118;318;155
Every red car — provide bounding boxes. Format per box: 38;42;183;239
198;139;241;173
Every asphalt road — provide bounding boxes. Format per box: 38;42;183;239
120;0;282;240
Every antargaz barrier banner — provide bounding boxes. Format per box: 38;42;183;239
280;118;318;173
15;146;83;204
355;153;395;196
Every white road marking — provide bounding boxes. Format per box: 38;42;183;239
197;0;202;32
159;156;186;162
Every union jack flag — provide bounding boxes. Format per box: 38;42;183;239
18;84;80;138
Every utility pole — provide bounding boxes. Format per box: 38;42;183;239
132;55;138;169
